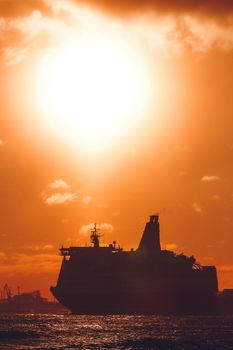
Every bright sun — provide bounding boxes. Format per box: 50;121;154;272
36;34;152;150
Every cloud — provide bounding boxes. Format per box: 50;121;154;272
43;244;54;249
99;223;114;231
43;178;77;204
3;46;28;65
45;192;77;205
9;9;67;41
43;181;91;206
211;194;220;200
0;251;6;259
0;0;51;18
1;0;233;20
183;15;233;52
79;222;114;236
215;239;225;245
218;265;233;272
60;1;233;54
202;256;214;262
24;244;54;251
0;0;232;70
75;0;233;18
192;202;203;213
82;195;93;205
1;7;68;65
201;175;220;182
79;223;94;236
165;243;178;251
0;251;60;274
178;171;187;177
48;179;70;190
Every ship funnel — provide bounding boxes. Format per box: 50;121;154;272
137;215;161;254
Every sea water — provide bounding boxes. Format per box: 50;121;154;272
0;314;232;349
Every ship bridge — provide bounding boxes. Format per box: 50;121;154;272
60;223;122;260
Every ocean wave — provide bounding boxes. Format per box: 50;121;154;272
122;337;231;350
0;330;40;340
0;315;232;350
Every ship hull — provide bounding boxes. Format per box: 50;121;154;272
50;286;218;315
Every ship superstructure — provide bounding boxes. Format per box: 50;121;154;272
51;216;218;314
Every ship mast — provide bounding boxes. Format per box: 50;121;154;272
90;223;102;248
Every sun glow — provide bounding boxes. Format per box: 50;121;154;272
36;34;153;150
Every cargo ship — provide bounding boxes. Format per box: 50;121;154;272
51;215;219;314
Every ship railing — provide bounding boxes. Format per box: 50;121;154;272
60;247;70;256
192;262;203;270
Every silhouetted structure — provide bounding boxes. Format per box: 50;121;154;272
51;216;219;314
0;288;66;314
218;289;233;314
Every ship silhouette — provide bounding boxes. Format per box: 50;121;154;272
51;215;218;314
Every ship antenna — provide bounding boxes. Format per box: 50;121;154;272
90;223;102;248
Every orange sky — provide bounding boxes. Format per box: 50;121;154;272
0;0;233;298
